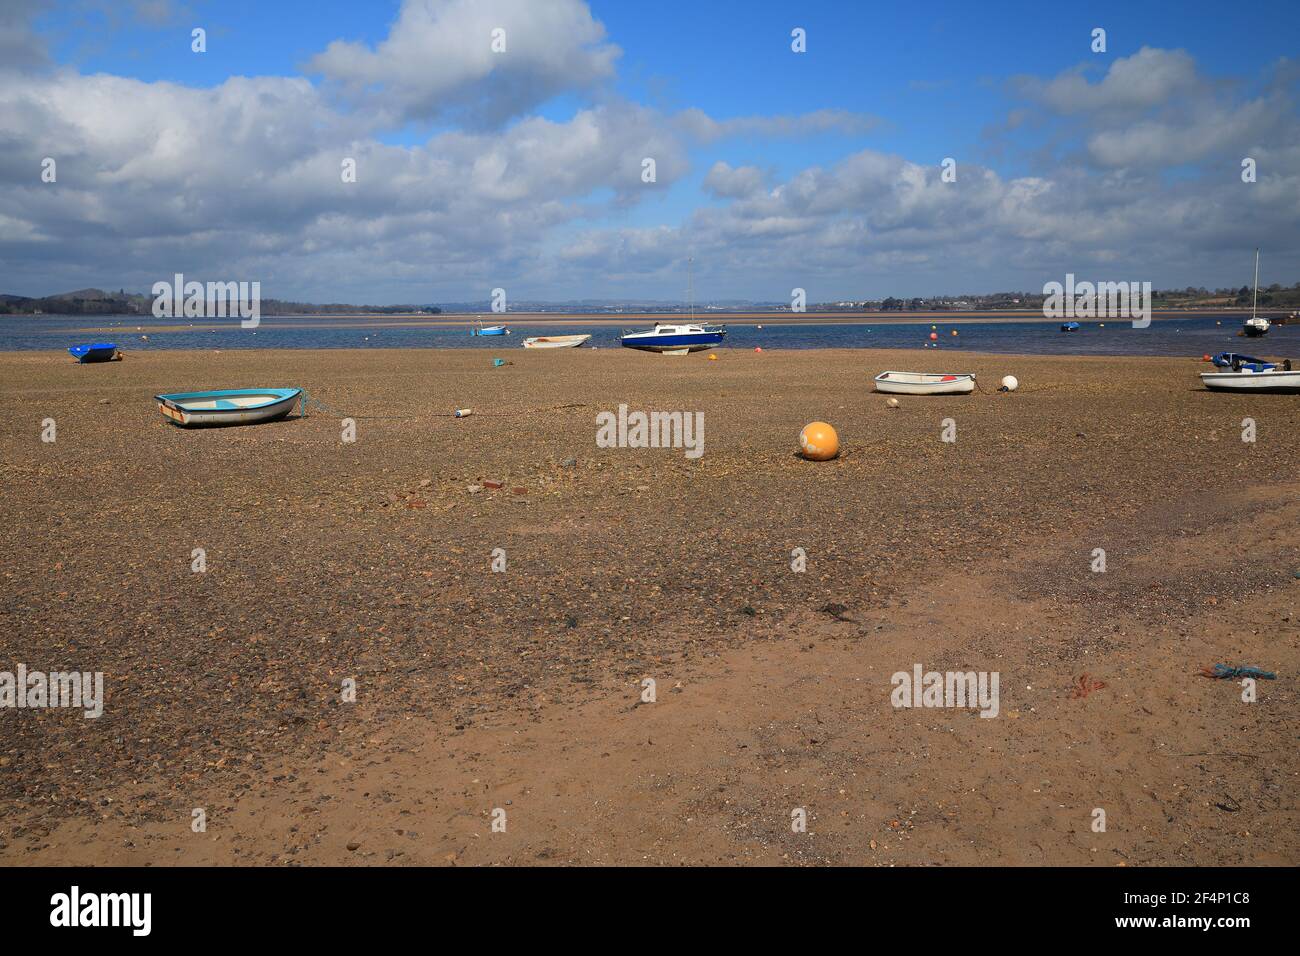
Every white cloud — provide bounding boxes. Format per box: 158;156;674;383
306;0;619;128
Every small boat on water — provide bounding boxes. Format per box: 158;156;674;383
69;343;119;363
522;334;590;349
155;388;302;427
471;319;509;336
874;371;976;395
1060;321;1080;332
620;322;726;354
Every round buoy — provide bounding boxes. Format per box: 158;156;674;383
999;375;1019;392
929;332;938;341
1202;353;1212;362
708;353;718;361
931;325;937;330
799;421;840;461
754;346;762;352
886;397;900;409
951;330;958;336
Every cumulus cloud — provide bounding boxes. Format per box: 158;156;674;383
1014;47;1202;115
306;0;620;128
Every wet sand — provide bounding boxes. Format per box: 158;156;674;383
0;347;1296;865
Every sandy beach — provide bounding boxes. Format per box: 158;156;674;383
1;347;1296;866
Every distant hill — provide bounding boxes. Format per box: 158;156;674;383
0;289;441;316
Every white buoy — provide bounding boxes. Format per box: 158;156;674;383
1000;375;1019;392
886;397;900;408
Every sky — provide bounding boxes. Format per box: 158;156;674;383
2;0;1299;304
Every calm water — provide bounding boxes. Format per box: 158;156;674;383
2;313;1294;357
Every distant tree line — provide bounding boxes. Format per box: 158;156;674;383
0;288;443;316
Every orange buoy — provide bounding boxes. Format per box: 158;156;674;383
708;353;718;361
929;332;938;341
1202;353;1212;362
799;421;840;461
754;346;762;352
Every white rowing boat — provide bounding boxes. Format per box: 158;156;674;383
874;371;976;395
1201;368;1300;393
522;334;591;349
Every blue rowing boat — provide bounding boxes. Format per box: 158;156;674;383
69;343;119;363
154;388;302;427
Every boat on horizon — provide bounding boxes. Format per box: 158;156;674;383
522;334;590;349
69;342;119;363
1060;321;1080;333
155;388;302;427
874;371;976;395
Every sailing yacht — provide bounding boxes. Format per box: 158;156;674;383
620;256;726;354
1242;249;1271;337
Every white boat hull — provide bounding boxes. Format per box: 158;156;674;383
874;371;976;395
1201;370;1300;393
522;334;591;349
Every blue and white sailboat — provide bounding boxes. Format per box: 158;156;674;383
620;257;725;353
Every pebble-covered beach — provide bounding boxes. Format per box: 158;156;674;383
1;347;1296;865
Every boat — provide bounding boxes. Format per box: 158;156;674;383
620;322;726;354
1060;321;1080;332
522;334;590;349
1210;352;1276;371
621;255;725;354
874;371;976;395
471;319;509;336
1201;363;1299;393
1241;248;1270;337
69;343;119;363
155;388;303;427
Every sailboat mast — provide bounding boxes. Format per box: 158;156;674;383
1252;248;1259;320
688;255;694;321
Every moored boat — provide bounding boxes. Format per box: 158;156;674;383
1201;361;1298;393
1060;321;1080;332
155;388;302;426
471;319;509;336
1241;248;1270;337
1210;352;1275;371
522;334;591;349
620;322;725;354
69;343;119;363
874;371;976;395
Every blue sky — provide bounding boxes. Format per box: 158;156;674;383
4;0;1300;303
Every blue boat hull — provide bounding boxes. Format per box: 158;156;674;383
69;343;118;363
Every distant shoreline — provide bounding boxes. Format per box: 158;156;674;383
49;308;1279;334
